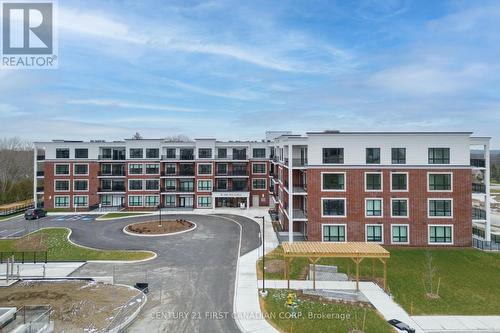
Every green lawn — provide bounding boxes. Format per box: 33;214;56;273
259;246;500;315
98;212;153;220
262;289;395;333
0;228;154;261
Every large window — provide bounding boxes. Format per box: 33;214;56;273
391;173;408;191
366;225;383;242
217;163;227;175
75;148;88;159
146;148;159;159
253;148;266;158
166;148;176;159
429;225;452;244
322;173;345;191
322;198;346;217
128;164;143;175
322;148;344;164
145;163;160;175
55;180;70;191
56;148;69;159
391;199;408;217
73;180;88;191
197;196;212;208
252;163;266;174
252;179;266;190
216;179;227;190
55;164;69;175
366;148;380;164
128;180;143;191
73;195;88;207
391;148;406;164
179;180;194;192
429;199;452;217
197;179;212;191
54;196;70;208
165;179;176;191
392;225;408;244
198;163;212;175
144;195;159;207
129;148;143;159
74;164;88;175
217;148;227;158
198;148;212;159
322;225;346;242
428;148;450;164
165;195;176;207
145;179;159;190
366;199;383;217
128;195;142;207
428;173;452;191
365;173;382;191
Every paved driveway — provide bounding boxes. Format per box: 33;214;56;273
0;213;261;333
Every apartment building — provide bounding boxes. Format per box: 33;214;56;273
34;139;270;211
268;131;491;247
34;130;491;247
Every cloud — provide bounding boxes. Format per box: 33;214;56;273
0;104;28;117
66;99;203;113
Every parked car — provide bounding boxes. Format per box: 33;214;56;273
387;319;416;333
24;208;47;220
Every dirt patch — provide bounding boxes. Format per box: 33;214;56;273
126;219;194;235
0;280;142;332
266;259;285;274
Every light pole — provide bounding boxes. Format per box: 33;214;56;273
255;215;267;297
158;204;162;227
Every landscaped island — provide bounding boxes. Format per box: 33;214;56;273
124;220;195;235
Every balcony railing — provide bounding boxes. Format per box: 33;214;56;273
36;186;44;192
292;158;308;167
36;155;45;161
162;170;195;176
214;186;249;192
216;170;248;176
98;154;125;160
473;207;487;220
98;186;125;192
471;158;486;168
161;154;195;160
36;171;44;177
472;183;486;193
161;187;194;192
99;171;126;176
215;154;249;160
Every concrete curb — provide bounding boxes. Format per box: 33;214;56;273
122;220;197;237
106;283;148;333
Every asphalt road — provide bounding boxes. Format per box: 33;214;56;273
0;213;261;333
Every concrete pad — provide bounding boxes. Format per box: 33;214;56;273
0;262;85;278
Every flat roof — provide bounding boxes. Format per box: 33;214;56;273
306;130;473;135
282;241;390;258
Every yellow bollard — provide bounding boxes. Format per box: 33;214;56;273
287;292;294;306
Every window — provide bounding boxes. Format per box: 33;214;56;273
366;199;383;217
179;180;194;192
56;148;69;159
232;148;247;159
165;195;176;207
217;148;227;158
55;180;70;191
55;164;69;175
197;196;212;208
144;195;159;207
128;180;143;191
322;148;344;164
322;225;346;242
366;148;380;164
366;225;383;242
391;199;408;217
198;148;212;158
146;148;159;159
74;164;88;175
391;148;406;164
75;148;88;159
253;148;266;158
145;179;159;190
365;173;382;191
197;180;212;191
216;163;227;175
322;199;346;217
74;180;88;191
145;164;159;175
180;148;194;160
428;173;452;191
429;226;452;244
129;148;143;159
73;195;88;207
216;179;227;190
198;163;212;175
429;199;452;217
165;179;176;191
252;163;266;174
428;148;450;164
322;173;345;191
166;148;176;159
252;179;266;190
128;195;142;207
391;173;407;191
392;225;408;244
164;163;176;175
100;195;111;206
128;164;143;175
54;196;70;208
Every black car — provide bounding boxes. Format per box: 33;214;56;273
24;208;47;220
388;319;416;333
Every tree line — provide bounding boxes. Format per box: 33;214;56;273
0;138;33;205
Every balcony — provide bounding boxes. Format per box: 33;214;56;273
293;209;308;219
98;154;125;160
473;207;486;220
161;187;194;193
162;170;195;177
215;170;248;176
292;185;307;194
292;158;308;167
471;159;486;168
472;183;486;193
215;154;248;160
214;186;249;192
98;171;126;177
98;186;125;192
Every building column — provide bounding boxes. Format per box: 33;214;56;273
485;142;491;242
288;145;293;243
33;145;37;208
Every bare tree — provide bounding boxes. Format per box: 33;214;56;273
0;137;33;203
131;132;143;140
164;134;191;142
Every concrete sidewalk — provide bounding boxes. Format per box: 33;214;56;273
0;262;85;279
412;316;500;332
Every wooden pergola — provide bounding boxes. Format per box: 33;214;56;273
282;242;390;291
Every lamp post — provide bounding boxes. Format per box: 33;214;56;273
157;204;162;227
255;215;267;297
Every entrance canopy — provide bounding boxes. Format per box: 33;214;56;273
281;242;390;291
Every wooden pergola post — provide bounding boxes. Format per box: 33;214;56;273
379;258;387;292
308;257;320;290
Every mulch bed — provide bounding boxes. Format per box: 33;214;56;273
126;219;194;235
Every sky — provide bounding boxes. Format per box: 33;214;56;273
1;0;500;146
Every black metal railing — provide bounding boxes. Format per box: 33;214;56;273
36;155;45;161
0;251;48;263
473;238;500;251
98;186;125;192
214;186;249;192
216;170;248;176
36;186;44;192
98;171;126;176
292;158;308;167
472;183;486;193
98;154;125;160
471;158;486;168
